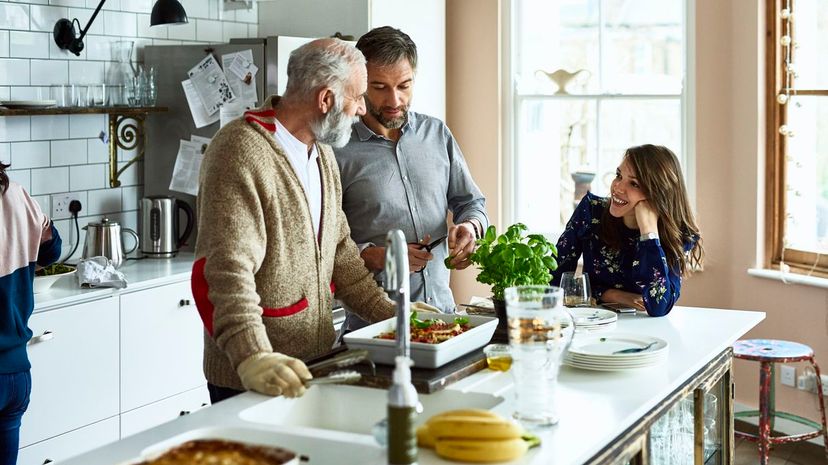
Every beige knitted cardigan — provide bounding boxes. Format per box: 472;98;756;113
192;96;395;390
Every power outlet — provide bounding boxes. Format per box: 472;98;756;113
51;193;82;220
780;365;796;387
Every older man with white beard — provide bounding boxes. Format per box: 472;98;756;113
191;38;396;404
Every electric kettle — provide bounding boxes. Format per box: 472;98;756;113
82;218;139;268
140;196;194;258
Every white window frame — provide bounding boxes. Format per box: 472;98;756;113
501;0;697;232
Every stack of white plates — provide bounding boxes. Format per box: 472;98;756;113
565;333;668;371
567;307;618;333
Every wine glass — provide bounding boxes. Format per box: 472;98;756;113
560;271;591;307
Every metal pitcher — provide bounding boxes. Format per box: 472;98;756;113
82;217;139;268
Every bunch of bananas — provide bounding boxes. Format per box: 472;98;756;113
416;409;540;463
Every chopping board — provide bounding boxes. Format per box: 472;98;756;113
307;346;488;394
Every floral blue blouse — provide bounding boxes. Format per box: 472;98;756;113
550;193;696;317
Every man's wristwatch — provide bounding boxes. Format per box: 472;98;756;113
639;232;659;242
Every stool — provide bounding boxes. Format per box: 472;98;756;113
733;339;828;465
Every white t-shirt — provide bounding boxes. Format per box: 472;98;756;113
273;118;322;237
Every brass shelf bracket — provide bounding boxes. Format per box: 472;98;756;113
108;113;146;188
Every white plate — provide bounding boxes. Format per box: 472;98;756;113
567;307;618;326
565;358;664;371
568;333;668;359
342;313;497;368
0;100;57;109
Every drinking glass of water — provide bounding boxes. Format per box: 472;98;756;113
560;271;591;307
505;285;574;427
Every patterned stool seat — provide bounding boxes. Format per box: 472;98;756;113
733;339;814;362
732;339;828;465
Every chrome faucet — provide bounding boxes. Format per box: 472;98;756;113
384;230;411;359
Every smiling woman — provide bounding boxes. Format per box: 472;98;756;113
550;144;703;317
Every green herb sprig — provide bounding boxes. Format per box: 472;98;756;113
467;223;558;301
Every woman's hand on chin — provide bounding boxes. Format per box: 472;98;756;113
633;200;659;234
601;289;646;312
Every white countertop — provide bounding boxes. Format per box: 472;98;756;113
62;305;764;465
33;254;195;313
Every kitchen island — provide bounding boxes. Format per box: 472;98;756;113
62;306;763;465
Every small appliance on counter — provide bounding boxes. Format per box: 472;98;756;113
82;218;139;268
140;196;194;258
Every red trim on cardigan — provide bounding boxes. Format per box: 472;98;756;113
191;257;215;336
262;298;309;317
330;281;336;294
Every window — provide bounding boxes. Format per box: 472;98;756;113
508;0;687;237
766;0;828;274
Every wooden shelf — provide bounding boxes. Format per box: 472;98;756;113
0;106;168;188
0;106;168;117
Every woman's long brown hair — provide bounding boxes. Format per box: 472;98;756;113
0;162;9;195
600;144;704;276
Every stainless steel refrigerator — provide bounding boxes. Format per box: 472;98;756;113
143;36;314;249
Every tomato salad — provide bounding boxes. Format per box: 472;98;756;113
375;312;472;344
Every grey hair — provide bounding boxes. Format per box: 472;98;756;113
283;38;365;102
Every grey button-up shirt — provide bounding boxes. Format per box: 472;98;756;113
334;112;488;330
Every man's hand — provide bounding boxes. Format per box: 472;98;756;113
634;200;659;235
360;246;386;272
407;238;434;273
446;222;477;270
237;353;312;398
601;289;646;312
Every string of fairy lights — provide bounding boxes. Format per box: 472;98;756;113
775;0;823;276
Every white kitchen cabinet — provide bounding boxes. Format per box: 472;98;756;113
20;297;119;448
120;385;210;438
17;417;119;465
120;280;206;412
257;0;446;120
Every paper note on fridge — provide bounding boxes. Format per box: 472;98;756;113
221;50;258;106
169;139;205;196
188;53;235;115
182;79;219;128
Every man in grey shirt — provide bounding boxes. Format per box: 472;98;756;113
334;26;489;332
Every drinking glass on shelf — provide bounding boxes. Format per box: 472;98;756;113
88;83;106;106
505;285;574;427
74;85;88;108
561;271;591;307
51;85;70;107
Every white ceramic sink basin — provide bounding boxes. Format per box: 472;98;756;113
239;384;504;435
137;426;384;464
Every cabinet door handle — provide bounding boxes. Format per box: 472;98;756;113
43;459;54;464
179;410;191;416
179;299;192;307
28;331;55;345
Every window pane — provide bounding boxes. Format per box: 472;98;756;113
514;0;600;95
603;0;683;94
791;0;828;89
514;98;598;235
592;99;683;196
784;96;828;252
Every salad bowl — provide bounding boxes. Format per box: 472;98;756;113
342;313;497;368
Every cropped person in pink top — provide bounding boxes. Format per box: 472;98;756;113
0;161;62;463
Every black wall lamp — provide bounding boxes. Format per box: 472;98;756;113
54;0;189;56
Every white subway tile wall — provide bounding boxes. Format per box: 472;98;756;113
1;0;257;260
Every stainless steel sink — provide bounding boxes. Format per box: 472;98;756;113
239;384;504;435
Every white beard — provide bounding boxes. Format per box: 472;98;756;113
312;100;358;148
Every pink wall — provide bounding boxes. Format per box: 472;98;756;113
447;0;828;419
